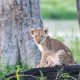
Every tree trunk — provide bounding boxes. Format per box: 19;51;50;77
0;0;43;68
76;0;80;29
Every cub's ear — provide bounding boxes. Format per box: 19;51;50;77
30;28;35;35
44;28;48;34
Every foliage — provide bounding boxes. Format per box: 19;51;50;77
41;0;77;19
39;70;47;80
70;37;80;63
55;67;77;80
16;65;22;80
0;65;16;79
4;65;47;80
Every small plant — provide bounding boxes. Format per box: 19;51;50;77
0;65;16;79
39;70;47;80
59;73;77;80
55;67;77;80
16;65;22;80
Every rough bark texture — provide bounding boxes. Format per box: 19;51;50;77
0;0;43;67
76;0;80;29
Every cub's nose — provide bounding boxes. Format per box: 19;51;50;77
37;41;40;44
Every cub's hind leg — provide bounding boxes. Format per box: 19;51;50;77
56;50;75;66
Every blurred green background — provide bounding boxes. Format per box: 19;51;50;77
41;0;77;19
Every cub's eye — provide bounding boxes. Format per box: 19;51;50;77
41;35;43;37
35;35;37;37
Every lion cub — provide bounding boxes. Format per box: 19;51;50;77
30;28;75;68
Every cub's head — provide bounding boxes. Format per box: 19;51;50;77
30;28;48;44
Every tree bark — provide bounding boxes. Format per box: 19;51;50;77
76;0;80;30
0;0;43;67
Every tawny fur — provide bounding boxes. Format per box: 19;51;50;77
30;28;75;68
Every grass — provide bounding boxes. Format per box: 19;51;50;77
0;64;32;79
5;66;47;80
55;67;78;80
70;38;80;63
41;0;77;19
0;65;17;79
